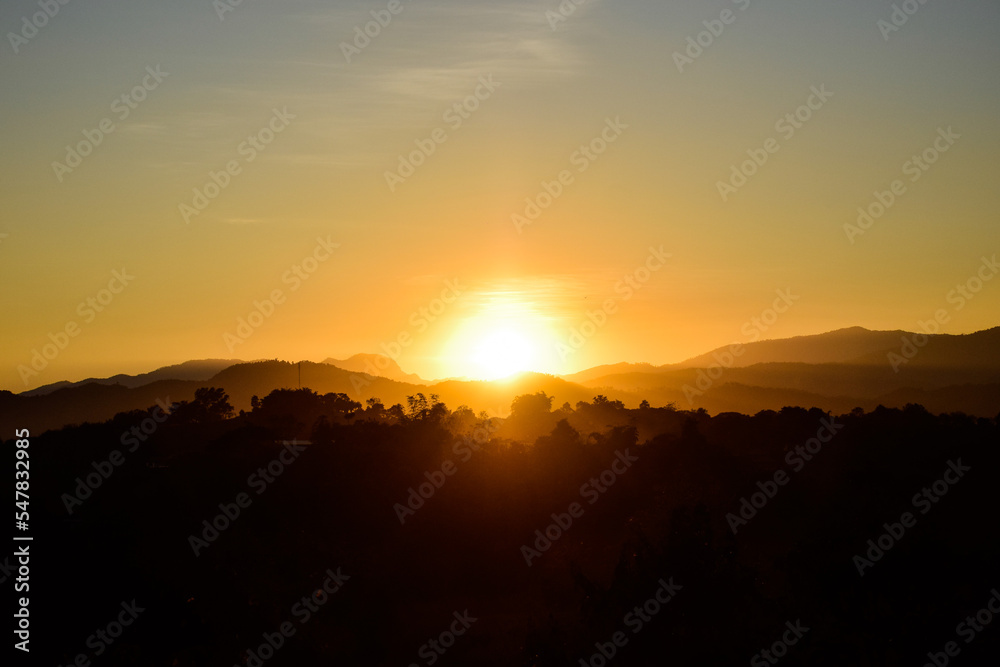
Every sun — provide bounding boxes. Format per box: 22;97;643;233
471;328;539;379
442;291;565;380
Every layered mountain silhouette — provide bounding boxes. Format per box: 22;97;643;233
321;353;427;385
678;326;1000;369
4;326;998;435
21;359;239;397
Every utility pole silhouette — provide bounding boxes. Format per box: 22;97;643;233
298;362;301;389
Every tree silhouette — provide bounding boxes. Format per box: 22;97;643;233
171;387;234;423
511;391;553;419
406;393;428;418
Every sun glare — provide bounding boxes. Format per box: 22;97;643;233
443;290;565;380
472;328;538;379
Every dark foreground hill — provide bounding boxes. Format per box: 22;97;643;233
14;392;999;665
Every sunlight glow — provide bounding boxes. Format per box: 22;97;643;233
443;290;565;380
472;328;538;379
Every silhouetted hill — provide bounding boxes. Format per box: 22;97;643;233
569;327;1000;417
322;353;427;384
15;394;1000;665
847;326;1000;369
678;327;898;368
676;326;1000;369
22;359;240;396
205;360;426;414
5;327;999;436
584;361;1000;400
560;361;659;384
0;379;203;435
0;363;603;435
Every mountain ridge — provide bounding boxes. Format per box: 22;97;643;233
5;325;998;434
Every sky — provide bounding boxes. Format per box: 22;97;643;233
1;0;999;390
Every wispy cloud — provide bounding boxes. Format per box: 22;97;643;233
125;1;598;172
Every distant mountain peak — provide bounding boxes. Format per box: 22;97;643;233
322;354;426;384
828;326;873;334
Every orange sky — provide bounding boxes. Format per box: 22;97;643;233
2;0;999;390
